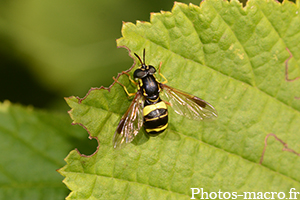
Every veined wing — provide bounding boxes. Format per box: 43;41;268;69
160;84;218;120
113;91;144;149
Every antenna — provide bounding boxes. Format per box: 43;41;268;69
134;53;143;65
134;49;146;65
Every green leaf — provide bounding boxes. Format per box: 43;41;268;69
0;101;89;200
61;0;300;199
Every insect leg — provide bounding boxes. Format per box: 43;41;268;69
122;72;138;86
113;77;136;97
158;62;168;84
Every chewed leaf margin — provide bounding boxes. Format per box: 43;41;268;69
65;45;139;156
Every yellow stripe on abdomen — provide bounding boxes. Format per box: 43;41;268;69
143;101;167;116
145;123;168;133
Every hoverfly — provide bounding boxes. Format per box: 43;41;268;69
113;49;217;149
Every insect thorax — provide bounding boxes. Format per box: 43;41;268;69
139;75;161;102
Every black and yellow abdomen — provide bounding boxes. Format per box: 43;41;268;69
143;99;168;136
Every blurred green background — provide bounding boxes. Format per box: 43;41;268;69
0;0;208;112
5;0;290;112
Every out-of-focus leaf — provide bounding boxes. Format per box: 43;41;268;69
0;101;91;200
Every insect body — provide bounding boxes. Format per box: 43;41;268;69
134;56;168;136
113;49;218;149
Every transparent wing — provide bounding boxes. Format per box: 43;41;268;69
113;91;144;149
160;84;218;120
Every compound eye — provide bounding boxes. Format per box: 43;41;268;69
148;65;156;75
134;69;147;79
